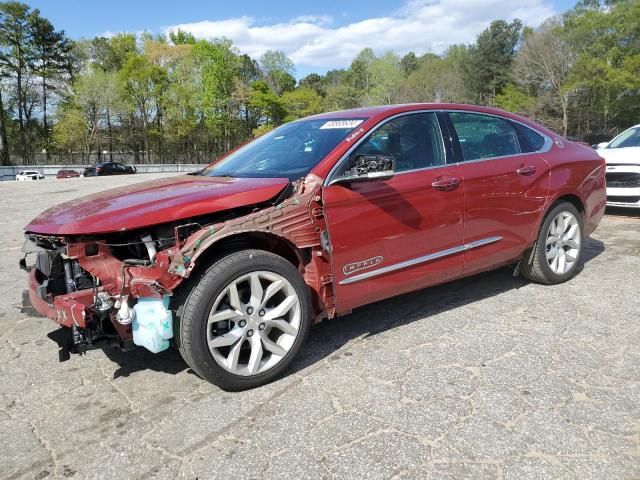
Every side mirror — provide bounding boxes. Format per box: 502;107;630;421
330;154;395;186
593;142;608;149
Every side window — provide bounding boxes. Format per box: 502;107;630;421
338;112;445;175
449;112;521;161
510;121;546;152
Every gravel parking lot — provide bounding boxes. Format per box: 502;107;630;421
0;174;639;480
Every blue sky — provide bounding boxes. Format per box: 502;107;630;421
27;0;578;76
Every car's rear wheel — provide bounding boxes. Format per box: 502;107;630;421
521;201;583;284
175;249;311;391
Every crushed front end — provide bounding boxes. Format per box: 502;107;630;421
20;175;335;362
20;231;185;359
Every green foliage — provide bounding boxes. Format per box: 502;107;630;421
248;80;285;125
53;107;87;153
400;52;419;75
281;87;323;121
494;84;535;115
260;50;295;95
299;73;325;97
466;19;523;103
169;29;196;45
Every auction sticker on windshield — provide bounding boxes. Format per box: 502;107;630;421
320;119;364;129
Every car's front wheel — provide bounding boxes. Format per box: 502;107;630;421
175;249;311;391
521;201;584;284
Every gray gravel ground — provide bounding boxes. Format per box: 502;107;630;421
0;174;639;480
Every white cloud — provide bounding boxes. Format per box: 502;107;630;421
164;0;556;70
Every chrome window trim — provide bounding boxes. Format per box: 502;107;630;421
324;109;553;186
325;110;449;186
446;109;553;161
339;236;502;285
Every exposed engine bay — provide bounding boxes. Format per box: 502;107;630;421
20;176;334;359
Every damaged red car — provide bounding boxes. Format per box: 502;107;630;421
21;104;606;390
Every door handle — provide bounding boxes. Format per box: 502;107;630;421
517;165;537;176
431;177;460;191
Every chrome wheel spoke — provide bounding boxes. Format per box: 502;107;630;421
260;279;285;308
249;273;264;308
260;335;287;357
556;214;566;235
208;308;240;326
228;282;242;311
265;318;298;336
557;249;566;272
564;224;578;242
265;295;297;320
226;339;244;370
247;335;263;374
209;327;243;348
546;246;558;260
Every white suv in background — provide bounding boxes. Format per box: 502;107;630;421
596;124;640;208
15;170;45;181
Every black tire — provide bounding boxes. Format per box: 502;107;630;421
174;249;311;391
521;201;584;285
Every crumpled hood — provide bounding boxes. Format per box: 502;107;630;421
598;146;640;165
25;175;290;235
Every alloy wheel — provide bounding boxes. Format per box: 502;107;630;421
206;271;301;376
545;211;581;275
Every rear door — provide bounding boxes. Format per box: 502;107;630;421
444;111;551;275
323;112;465;313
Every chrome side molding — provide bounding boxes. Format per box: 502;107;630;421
339;236;502;285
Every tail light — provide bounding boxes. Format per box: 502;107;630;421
96;167;102;173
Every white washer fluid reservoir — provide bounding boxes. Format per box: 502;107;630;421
132;296;173;353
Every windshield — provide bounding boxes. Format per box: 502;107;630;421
608;127;640;149
200;118;366;180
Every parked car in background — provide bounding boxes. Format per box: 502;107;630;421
16;170;44;181
83;162;137;176
22;103;606;390
56;169;81;179
594;124;640;208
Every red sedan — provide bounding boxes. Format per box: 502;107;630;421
22;104;605;390
56;169;81;179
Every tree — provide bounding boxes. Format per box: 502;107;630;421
0;81;9;164
169;29;196;45
260;49;295;95
90;33;136;72
248;80;284;126
53;106;87;160
281;87;323;121
514;20;575;135
563;0;640;138
29;13;72;156
118;53;168;161
370;52;404;105
193;39;238;153
349;48;375;105
299;73;325;97
0;1;33;160
400;52;419;75
466;19;522;104
494;83;535;116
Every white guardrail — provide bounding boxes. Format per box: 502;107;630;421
0;163;205;181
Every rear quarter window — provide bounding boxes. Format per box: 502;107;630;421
449;112;521;161
510;122;547;152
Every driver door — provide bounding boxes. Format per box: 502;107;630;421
322;112;465;314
